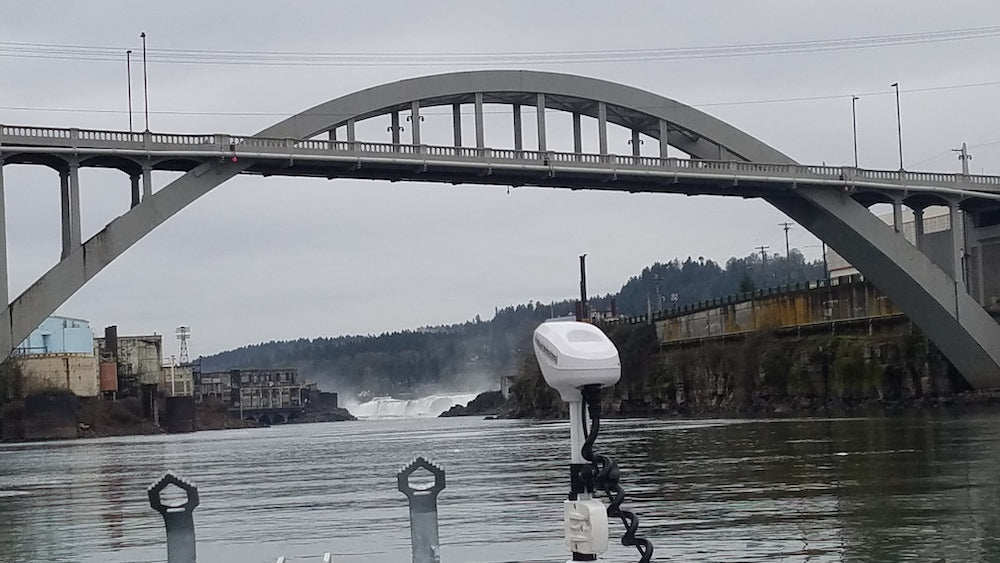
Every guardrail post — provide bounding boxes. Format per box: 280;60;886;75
148;473;200;563
398;457;445;563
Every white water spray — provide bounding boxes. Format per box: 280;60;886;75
348;393;480;419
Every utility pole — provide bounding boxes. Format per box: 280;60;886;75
578;254;588;322
953;142;972;176
756;245;770;284
779;222;793;283
756;245;769;264
653;273;662;313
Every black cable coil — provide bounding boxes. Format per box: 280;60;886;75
580;384;654;562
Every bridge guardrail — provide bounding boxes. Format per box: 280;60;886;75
3;124;1000;190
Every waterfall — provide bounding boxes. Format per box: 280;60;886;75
348;393;480;419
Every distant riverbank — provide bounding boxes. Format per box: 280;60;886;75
2;393;354;442
480;322;999;420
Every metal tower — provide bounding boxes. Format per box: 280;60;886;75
176;326;190;364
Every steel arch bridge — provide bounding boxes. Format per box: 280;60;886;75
2;70;1000;387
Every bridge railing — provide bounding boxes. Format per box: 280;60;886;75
4;124;1000;190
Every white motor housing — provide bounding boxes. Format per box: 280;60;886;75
564;499;610;555
533;321;621;402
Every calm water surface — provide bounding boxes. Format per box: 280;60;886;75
1;413;999;562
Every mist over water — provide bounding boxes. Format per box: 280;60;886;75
347;392;480;418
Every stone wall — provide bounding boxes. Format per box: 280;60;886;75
505;322;968;419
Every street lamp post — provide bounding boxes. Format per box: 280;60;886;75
140;32;149;132
126;50;133;134
851;95;859;167
891;82;903;170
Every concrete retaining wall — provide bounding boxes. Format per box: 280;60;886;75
164;396;195;433
20;354;99;397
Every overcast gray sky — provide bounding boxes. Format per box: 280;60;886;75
2;1;999;359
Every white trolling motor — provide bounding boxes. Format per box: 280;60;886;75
533;321;653;563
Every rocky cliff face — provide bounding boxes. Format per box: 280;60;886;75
504;323;973;419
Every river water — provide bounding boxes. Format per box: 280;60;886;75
1;412;999;562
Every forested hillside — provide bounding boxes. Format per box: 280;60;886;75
201;250;824;397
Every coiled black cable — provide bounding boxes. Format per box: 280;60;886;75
580;384;654;562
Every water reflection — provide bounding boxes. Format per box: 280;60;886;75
0;414;998;561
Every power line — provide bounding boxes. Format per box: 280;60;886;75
1;25;999;67
2;78;999;118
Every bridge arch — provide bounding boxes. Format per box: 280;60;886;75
2;70;999;388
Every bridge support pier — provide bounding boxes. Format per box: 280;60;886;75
142;162;152;200
572;112;582;155
130;173;141;208
950;200;964;282
914;207;925;250
59;164;81;260
474;93;484;149
451;103;462;148
512;103;522;152
391;111;401;147
658;120;670;160
597;102;608;156
410;101;421;146
0;159;7;309
535;93;546;152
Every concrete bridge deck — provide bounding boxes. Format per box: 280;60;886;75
3;124;1000;203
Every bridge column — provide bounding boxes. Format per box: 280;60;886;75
512;103;522;152
963;212;976;294
892;198;904;233
142;162;152;200
535;93;547;152
130;173;141;208
658;120;670;160
631;130;641;157
0;159;7;308
59;169;70;258
949;200;964;282
572;112;582;155
59;164;82;259
410;101;421;147
452;103;462;148
346;119;356;148
69;162;82;249
474;93;485;149
391;111;401;147
597;102;608;157
328;129;336;142
913;207;925;250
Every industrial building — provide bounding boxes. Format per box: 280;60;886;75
94;329;163;398
160;363;194;396
14;316;99;398
194;368;316;410
15;316;94;355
